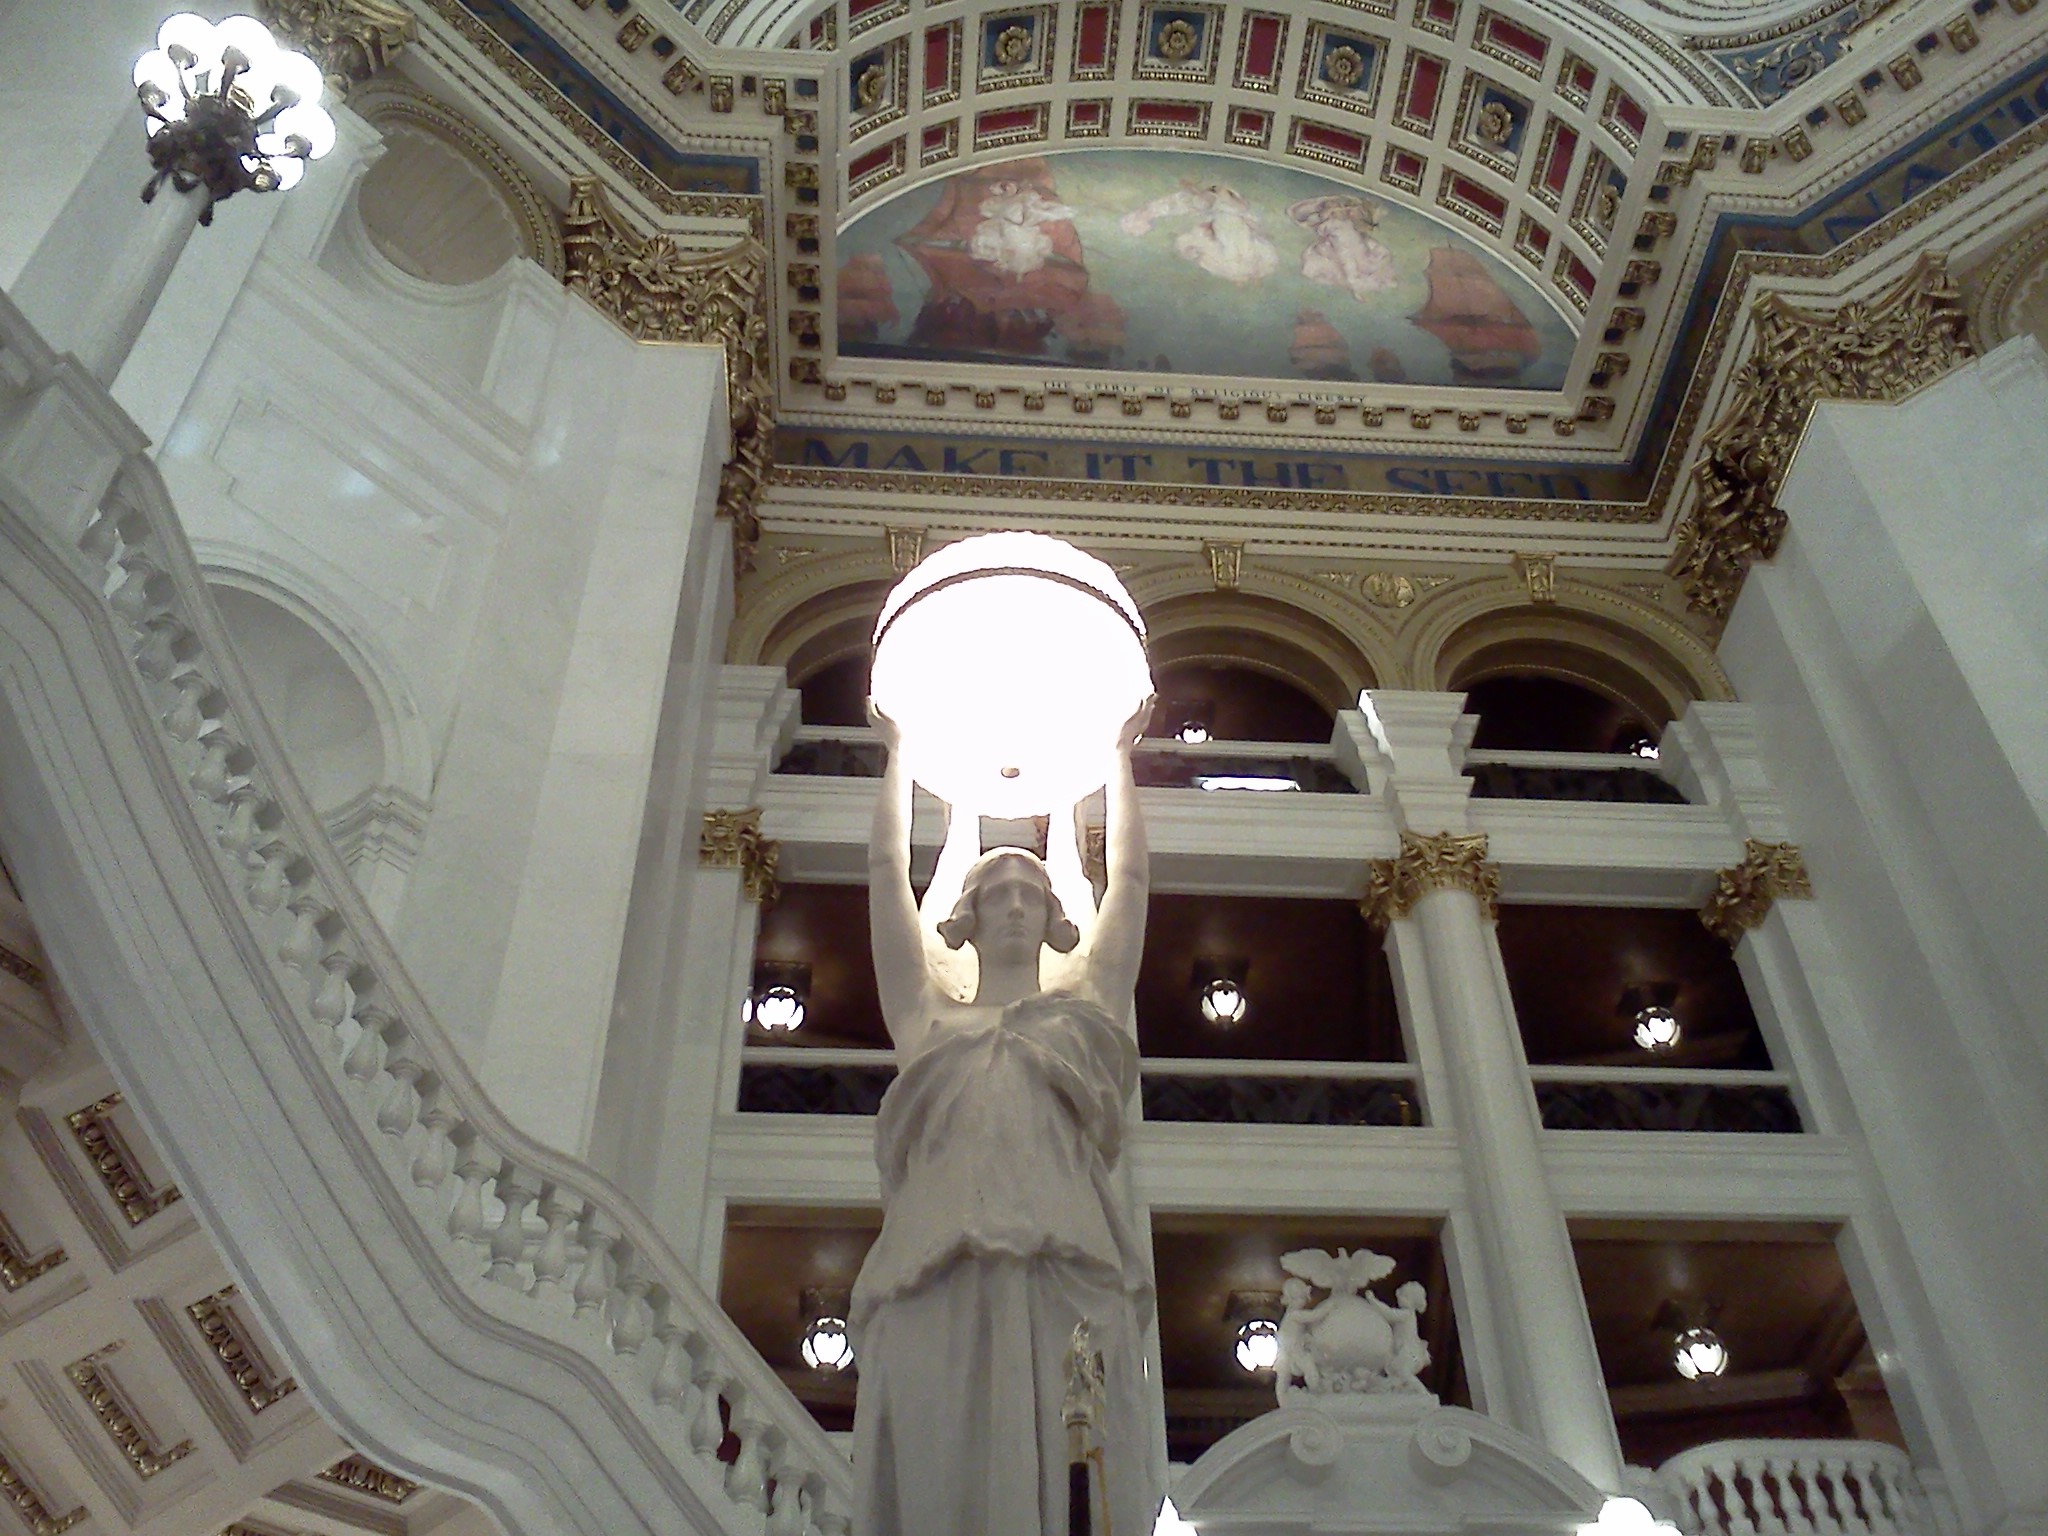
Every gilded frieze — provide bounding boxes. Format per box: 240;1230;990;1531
253;0;414;95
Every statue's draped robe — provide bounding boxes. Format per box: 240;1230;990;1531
851;989;1163;1536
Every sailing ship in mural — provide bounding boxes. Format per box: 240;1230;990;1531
835;149;1573;388
1407;248;1544;383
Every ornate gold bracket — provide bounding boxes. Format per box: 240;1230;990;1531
561;179;772;573
253;0;414;96
700;809;781;905
1671;254;1971;620
1361;831;1501;928
1701;838;1813;943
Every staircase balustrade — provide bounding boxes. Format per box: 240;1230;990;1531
0;294;853;1535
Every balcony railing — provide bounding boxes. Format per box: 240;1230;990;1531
1529;1066;1803;1134
1658;1438;1929;1536
1465;749;1690;805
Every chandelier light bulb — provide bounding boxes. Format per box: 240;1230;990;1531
1234;1317;1280;1373
752;985;806;1033
1633;1005;1681;1051
1176;721;1211;745
801;1316;854;1372
1200;978;1247;1026
1673;1325;1729;1381
870;532;1153;818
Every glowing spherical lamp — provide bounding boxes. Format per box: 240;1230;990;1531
1234;1317;1279;1373
870;532;1153;818
1633;1005;1681;1051
1673;1326;1729;1381
801;1315;854;1372
1200;978;1248;1026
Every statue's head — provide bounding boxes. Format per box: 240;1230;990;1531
937;848;1081;965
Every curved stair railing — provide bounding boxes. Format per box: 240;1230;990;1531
1659;1440;1931;1536
0;294;852;1535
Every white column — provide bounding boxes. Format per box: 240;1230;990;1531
1365;689;1622;1489
388;302;732;1157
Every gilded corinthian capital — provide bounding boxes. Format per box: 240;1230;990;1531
1701;838;1812;944
1360;831;1500;928
700;809;781;905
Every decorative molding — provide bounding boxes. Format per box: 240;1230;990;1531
562;178;772;572
66;1093;182;1226
253;0;413;95
1701;838;1813;943
700;809;782;904
66;1343;196;1479
1361;831;1500;928
1670;255;1972;619
318;1454;422;1503
0;1205;66;1292
0;1450;86;1536
186;1286;299;1413
886;526;925;574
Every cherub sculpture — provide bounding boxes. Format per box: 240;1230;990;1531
1273;1248;1435;1403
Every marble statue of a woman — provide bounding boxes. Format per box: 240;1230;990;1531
850;703;1164;1536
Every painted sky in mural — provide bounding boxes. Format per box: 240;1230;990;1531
836;150;1576;389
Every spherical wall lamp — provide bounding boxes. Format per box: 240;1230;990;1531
870;532;1153;818
1633;1005;1681;1051
1200;977;1248;1027
801;1315;854;1372
1234;1317;1280;1373
1672;1325;1729;1381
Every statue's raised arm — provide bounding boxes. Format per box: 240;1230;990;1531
1079;703;1150;1014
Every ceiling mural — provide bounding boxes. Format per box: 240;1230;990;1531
835;150;1579;388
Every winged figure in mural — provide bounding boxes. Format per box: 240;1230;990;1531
1288;194;1401;301
1118;179;1280;284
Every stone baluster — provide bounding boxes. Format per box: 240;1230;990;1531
446;1133;494;1246
573;1208;621;1321
1806;1456;1845;1536
310;949;360;1034
766;1442;808;1536
528;1184;579;1302
410;1079;461;1187
688;1357;730;1459
1871;1458;1911;1533
1779;1457;1819;1536
1754;1458;1791;1536
1721;1455;1760;1536
377;1030;426;1136
344;1004;394;1083
188;721;244;806
488;1161;539;1285
724;1386;772;1512
608;1247;654;1356
814;1500;852;1536
650;1295;693;1412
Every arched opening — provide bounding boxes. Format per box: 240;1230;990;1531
1436;605;1709;754
1148;661;1333;744
1141;590;1374;744
209;584;385;812
354;122;526;285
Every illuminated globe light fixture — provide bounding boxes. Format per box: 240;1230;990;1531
133;14;336;222
1234;1317;1280;1373
800;1315;853;1373
753;985;805;1033
1177;721;1212;745
1633;1004;1681;1052
1673;1325;1730;1381
1201;977;1248;1027
870;533;1154;819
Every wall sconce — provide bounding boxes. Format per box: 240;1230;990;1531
1158;698;1215;745
1226;1289;1282;1373
799;1286;854;1372
1655;1299;1728;1381
1618;983;1681;1052
1194;959;1250;1026
745;961;812;1033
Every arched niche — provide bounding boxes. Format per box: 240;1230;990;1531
1404;579;1729;742
752;574;894;726
348;84;566;282
208;583;387;811
1140;589;1378;732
